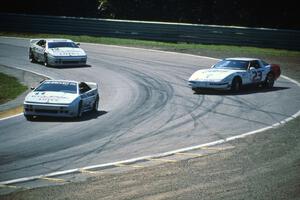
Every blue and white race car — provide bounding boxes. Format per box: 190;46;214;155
188;58;281;92
29;38;87;67
24;80;99;120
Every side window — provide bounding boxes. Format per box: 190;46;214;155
250;60;261;69
260;60;269;67
37;40;46;48
79;82;91;94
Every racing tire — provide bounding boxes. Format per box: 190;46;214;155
93;96;99;112
77;101;83;118
29;49;36;63
231;77;242;92
264;73;275;89
192;88;201;93
24;115;34;121
44;54;49;67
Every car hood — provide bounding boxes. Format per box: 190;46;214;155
189;69;240;81
47;47;86;57
25;91;78;104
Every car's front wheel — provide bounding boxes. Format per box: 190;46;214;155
29;49;36;63
44;54;49;67
24;114;34;121
231;77;242;92
264;73;275;89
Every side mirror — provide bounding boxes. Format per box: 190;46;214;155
249;67;255;71
30;87;35;90
76;43;80;46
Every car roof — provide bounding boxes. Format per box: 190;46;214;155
225;57;260;61
45;39;74;43
43;80;78;84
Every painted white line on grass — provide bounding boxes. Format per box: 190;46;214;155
0;113;23;121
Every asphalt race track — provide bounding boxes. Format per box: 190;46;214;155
1;37;300;182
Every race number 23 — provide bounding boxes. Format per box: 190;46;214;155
252;71;262;82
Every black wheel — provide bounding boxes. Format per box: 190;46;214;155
93;96;99;112
44;54;49;67
77;101;83;118
264;73;275;89
24;115;34;121
231;77;242;92
29;49;36;63
192;88;201;93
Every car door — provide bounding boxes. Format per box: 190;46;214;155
84;89;97;109
34;40;46;61
79;82;96;110
249;60;264;84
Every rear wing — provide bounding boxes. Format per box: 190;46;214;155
29;39;42;46
86;82;98;90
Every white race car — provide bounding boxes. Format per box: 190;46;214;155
24;80;99;120
29;38;87;67
188;58;281;92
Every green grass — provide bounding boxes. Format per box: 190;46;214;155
1;32;299;58
0;72;27;104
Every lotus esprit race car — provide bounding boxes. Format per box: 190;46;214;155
23;80;99;120
29;38;87;67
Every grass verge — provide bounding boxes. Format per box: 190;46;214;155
0;72;27;104
1;32;300;58
0;105;23;119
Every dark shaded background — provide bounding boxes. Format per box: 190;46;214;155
1;0;299;30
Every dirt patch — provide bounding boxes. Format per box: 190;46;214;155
0;106;23;119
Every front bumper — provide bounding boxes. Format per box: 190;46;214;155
188;81;231;90
23;102;77;117
48;56;87;66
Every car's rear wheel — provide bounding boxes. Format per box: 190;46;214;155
231;77;242;92
264;73;275;89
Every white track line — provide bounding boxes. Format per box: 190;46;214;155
0;65;53;121
0;36;300;186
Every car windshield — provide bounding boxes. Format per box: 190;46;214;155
48;42;78;48
35;81;77;94
213;60;249;70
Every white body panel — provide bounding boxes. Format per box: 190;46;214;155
23;80;99;118
188;58;276;91
29;39;87;66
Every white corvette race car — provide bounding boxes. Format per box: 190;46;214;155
23;80;99;120
188;58;281;92
29;38;87;67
